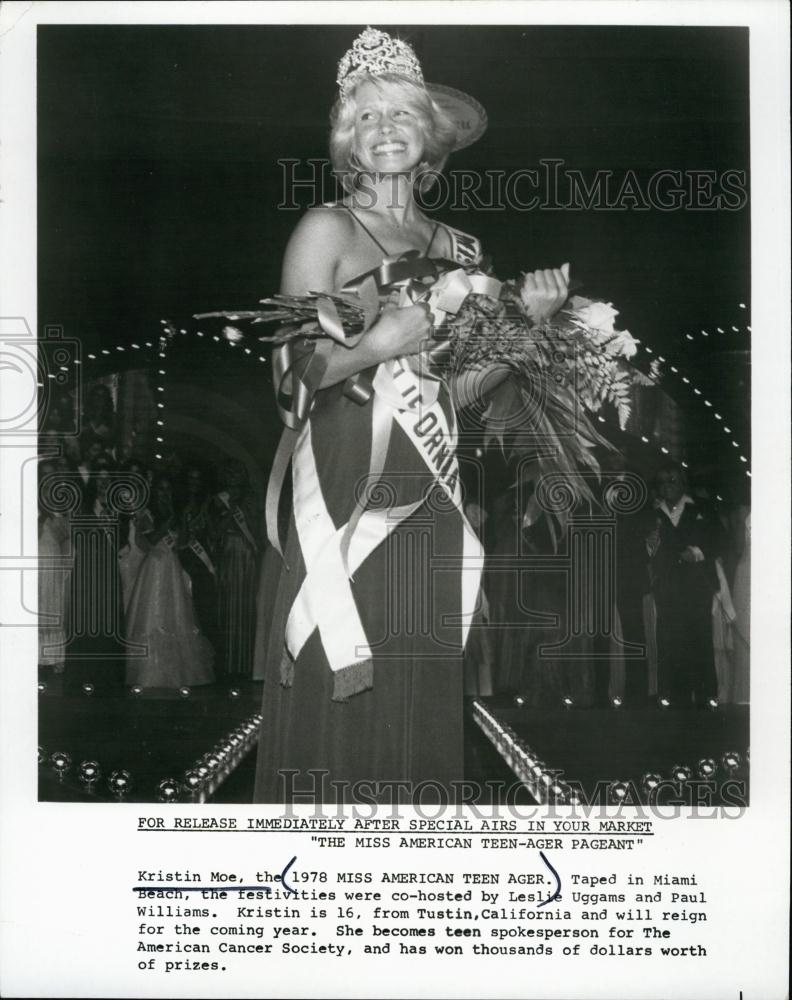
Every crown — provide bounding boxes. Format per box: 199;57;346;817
336;27;425;100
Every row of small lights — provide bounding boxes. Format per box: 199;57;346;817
77;327;268;366
56;316;750;481
39;709;263;801
153;321;269;464
474;698;748;806
153;328;169;462
641;303;749;351
156;713;263;803
38;680;245;699
156;319;268;362
607;748;748;805
472;699;580;805
59;322;268;466
551;694;720;711
682;303;749;344
633;304;751;478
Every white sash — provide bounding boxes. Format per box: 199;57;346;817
285;358;484;677
386;359;484;647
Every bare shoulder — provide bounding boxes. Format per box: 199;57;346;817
286;205;354;252
281;206;354;294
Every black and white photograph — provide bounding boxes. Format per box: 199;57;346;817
32;19;753;805
0;2;789;998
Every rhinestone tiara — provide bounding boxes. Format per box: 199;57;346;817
336;27;425;100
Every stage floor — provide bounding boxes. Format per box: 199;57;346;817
37;677;749;806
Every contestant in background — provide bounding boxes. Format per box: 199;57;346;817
730;503;750;704
253;28;569;804
645;463;722;706
81;382;117;455
177;463;218;651
211;459;259;678
125;474;215;689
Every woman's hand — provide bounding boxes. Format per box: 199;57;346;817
314;302;434;389
367;303;434;360
520;262;570;324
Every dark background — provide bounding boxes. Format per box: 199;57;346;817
38;24;750;495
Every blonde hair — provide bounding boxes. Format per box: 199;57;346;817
329;74;457;193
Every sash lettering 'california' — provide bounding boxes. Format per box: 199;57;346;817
283;355;483;696
391;362;457;487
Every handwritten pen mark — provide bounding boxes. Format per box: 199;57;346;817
276;855;298;895
133;886;271;894
537;850;561;908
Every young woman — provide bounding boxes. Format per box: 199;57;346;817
211;460;260;678
253;28;569;804
125;474;215;689
177;463;218;646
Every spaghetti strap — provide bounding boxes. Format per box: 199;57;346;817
344;205;443;259
343;205;390;255
424;221;441;258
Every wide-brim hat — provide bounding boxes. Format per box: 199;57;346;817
425;82;487;151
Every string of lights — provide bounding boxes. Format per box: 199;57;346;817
61;304;749;481
38;705;263;803
633;308;751;475
473;697;749;807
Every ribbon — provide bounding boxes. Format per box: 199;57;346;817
270;253;500;432
385;360;484;650
271;229;492;698
337;360;434;579
265;426;300;560
284;420;377;699
284;358;485;699
266;245;500;563
341;250;457;297
273;337;332;431
314;275;381;347
341;258;502;407
266;338;333;556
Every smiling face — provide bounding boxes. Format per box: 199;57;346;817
351;79;425;174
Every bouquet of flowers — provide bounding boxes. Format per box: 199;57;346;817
443;278;659;539
195;261;658;539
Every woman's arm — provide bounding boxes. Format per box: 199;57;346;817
280;209;432;388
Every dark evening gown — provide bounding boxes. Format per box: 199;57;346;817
254;230;482;805
214;496;259;678
254;381;466;804
178;500;219;653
